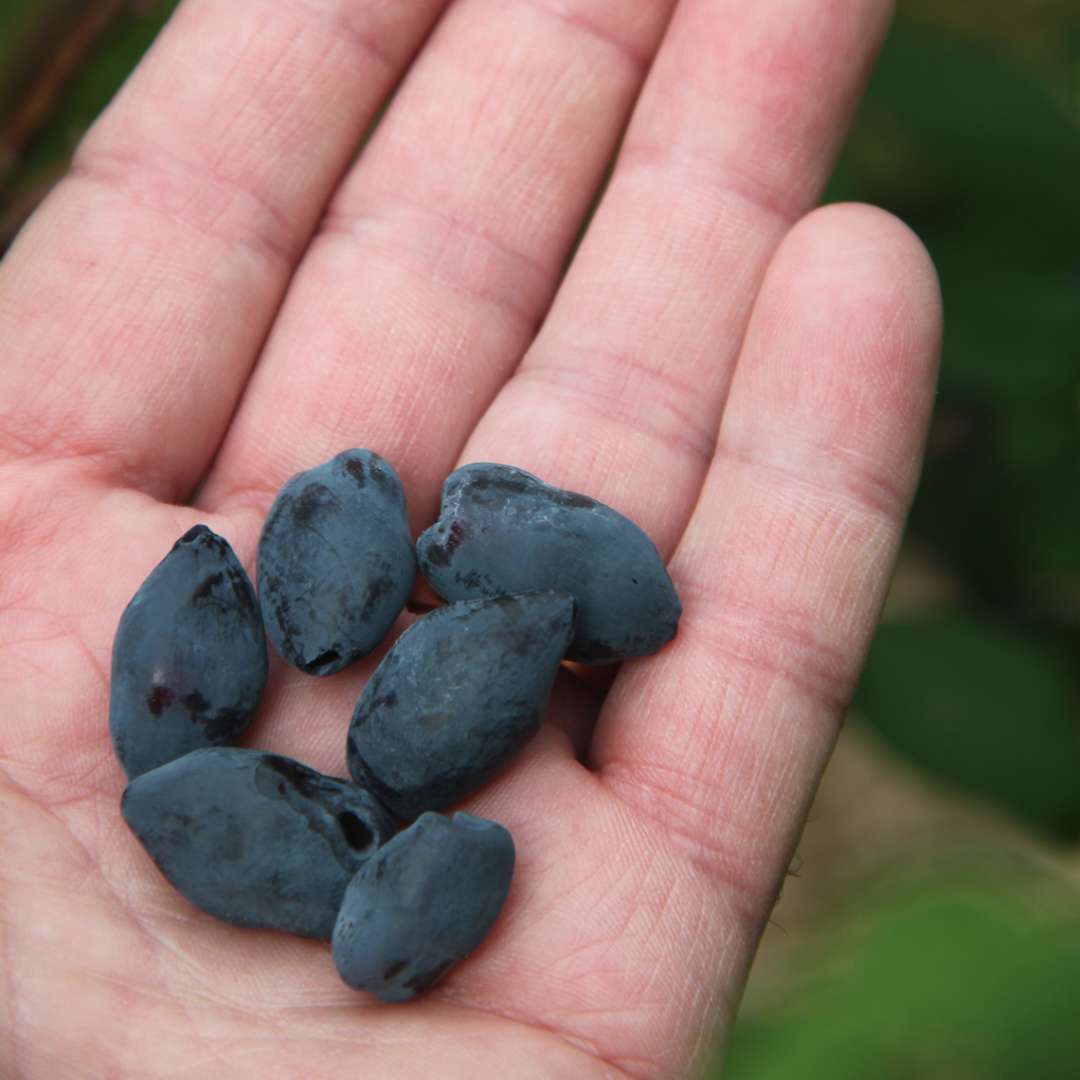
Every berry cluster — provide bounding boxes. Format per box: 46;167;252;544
110;451;680;1001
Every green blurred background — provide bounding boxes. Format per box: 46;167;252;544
2;2;1078;1076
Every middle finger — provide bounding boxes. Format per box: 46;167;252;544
198;0;678;528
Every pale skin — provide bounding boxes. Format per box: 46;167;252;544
0;0;942;1076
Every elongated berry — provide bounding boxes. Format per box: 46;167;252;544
332;812;514;1001
348;592;574;818
416;463;681;663
109;525;267;779
257;449;415;676
121;747;396;939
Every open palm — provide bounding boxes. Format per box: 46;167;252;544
0;1;941;1076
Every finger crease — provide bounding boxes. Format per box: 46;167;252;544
602;762;775;921
318;197;554;326
518;359;717;466
714;438;909;526
673;586;857;715
619;140;801;228
70;143;299;269
290;0;400;72
514;0;653;74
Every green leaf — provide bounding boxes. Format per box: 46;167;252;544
722;875;1080;1080
854;616;1080;839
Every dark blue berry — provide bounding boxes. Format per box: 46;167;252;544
121;747;396;939
416;463;681;663
347;592;574;818
332;812;514;1001
257;449;415;676
109;525;267;779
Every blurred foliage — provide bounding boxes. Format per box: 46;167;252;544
13;3;177;190
858;616;1080;839
724;871;1080;1080
0;0;51;80
0;0;178;244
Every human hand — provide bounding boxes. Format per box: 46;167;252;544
0;0;941;1076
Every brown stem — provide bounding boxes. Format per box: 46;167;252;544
0;0;129;183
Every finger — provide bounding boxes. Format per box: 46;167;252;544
0;0;448;500
460;0;894;553
197;0;677;529
593;205;941;946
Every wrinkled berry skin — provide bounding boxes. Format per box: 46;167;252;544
257;449;415;676
348;592;574;818
332;812;514;1002
121;748;396;939
417;463;681;663
109;525;267;779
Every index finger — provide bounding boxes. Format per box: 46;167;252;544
0;0;447;500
